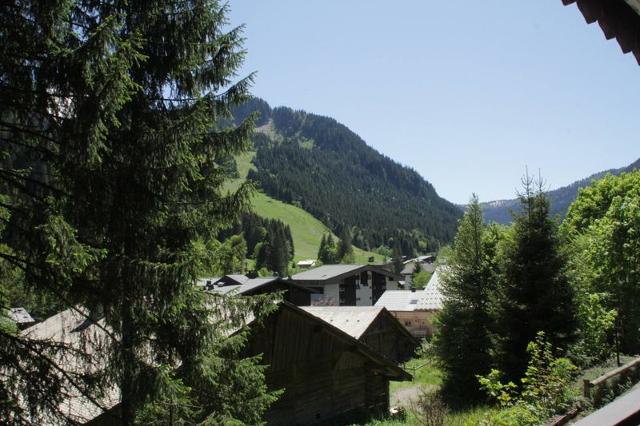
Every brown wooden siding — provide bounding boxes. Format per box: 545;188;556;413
249;308;392;425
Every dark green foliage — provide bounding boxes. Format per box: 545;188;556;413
318;234;339;264
433;195;496;405
220;212;294;276
392;245;404;275
0;1;277;424
492;179;576;384
336;227;355;263
238;98;461;255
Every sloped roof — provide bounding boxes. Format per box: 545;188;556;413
208;277;313;296
20;308;119;424
225;274;250;285
19;301;410;423
291;264;364;281
8;307;34;324
301;306;384;339
563;0;640;64
375;268;444;311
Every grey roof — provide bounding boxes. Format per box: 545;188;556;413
375;268;444;311
210;284;242;295
208;277;282;295
291;264;364;281
196;277;221;287
226;274;250;284
401;260;436;275
301;306;384;339
21;308;119;424
20;302;410;423
8;307;34;324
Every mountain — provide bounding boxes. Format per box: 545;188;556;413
232;98;462;256
479;159;640;224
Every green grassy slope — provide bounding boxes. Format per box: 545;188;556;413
226;152;384;263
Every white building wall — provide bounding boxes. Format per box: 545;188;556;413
387;276;400;291
323;282;340;306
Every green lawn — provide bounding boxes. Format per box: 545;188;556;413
226;151;384;263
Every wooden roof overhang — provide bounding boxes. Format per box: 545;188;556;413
563;0;640;64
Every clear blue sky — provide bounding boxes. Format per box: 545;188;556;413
228;0;640;204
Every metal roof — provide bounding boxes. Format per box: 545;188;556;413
375;268;444;311
8;307;34;324
301;306;384;339
291;264;364;281
19;302;410;423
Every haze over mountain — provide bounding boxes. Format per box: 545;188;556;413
479;158;640;224
233;98;462;255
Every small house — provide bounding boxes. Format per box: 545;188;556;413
8;307;36;329
20;302;410;425
400;257;435;286
375;267;445;338
207;276;314;306
296;259;317;269
289;264;401;306
301;306;418;362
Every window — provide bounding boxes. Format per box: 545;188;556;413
410;299;418;305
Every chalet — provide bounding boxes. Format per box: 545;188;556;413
375;267;445;338
197;274;248;289
400;256;436;286
301;306;418;363
289;264;401;306
207;276;314;306
562;0;640;64
20;302;410;425
296;259;317;269
7;307;36;329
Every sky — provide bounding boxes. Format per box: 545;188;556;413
228;0;640;204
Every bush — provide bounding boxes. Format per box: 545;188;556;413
410;389;448;426
477;332;578;425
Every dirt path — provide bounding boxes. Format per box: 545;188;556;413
390;384;436;407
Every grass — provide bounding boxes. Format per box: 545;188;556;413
390;357;442;393
226;151;385;263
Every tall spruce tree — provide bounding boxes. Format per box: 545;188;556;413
433;195;496;405
492;176;576;384
337;227;355;263
0;1;278;424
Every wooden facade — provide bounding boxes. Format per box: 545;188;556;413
389;310;438;339
247;303;411;425
302;306;418;364
358;309;419;362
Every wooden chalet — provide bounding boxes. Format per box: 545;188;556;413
20;302;410;425
562;0;640;64
289;264;401;306
301;306;418;363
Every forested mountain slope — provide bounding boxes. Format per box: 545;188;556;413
479;158;640;224
223;151;385;264
233;98;462;255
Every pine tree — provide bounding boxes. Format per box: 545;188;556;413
492;176;576;384
392;245;404;275
0;1;278;423
337;227;355;263
433;195;496;405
